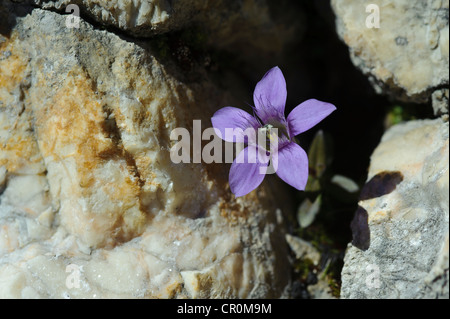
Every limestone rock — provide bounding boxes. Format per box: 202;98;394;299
307;278;337;300
342;118;449;298
285;234;320;266
14;0;297;64
432;88;449;116
332;0;449;113
286;234;336;299
0;2;291;298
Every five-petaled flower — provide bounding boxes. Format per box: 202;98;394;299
211;66;336;197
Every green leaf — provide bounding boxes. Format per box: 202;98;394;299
330;175;359;193
304;130;330;192
307;130;327;179
297;195;322;228
305;176;321;192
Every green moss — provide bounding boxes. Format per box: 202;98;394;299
384;103;434;129
326;274;341;298
150;34;170;60
298;223;333;249
294;222;344;298
293;258;316;282
385;105;414;127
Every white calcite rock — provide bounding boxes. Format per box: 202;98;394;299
0;3;292;298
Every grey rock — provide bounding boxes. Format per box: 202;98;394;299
432;88;449;116
285;234;321;266
332;0;449;113
341;118;449;299
307;278;337;299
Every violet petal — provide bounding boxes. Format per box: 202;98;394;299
229;145;269;197
273;142;309;191
287;99;336;136
211;107;260;143
253;66;287;123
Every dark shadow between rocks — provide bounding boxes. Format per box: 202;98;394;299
0;1;34;39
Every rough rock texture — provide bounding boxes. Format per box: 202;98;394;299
432;88;449;116
14;0;298;64
332;0;449;113
285;234;336;299
342;119;449;298
0;2;292;298
285;234;320;266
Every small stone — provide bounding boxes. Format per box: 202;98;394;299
286;234;321;266
432;88;449;116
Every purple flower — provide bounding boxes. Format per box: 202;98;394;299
211;66;336;197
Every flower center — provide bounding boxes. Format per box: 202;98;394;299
259;121;290;153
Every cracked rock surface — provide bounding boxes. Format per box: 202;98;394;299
0;2;292;298
14;0;298;66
